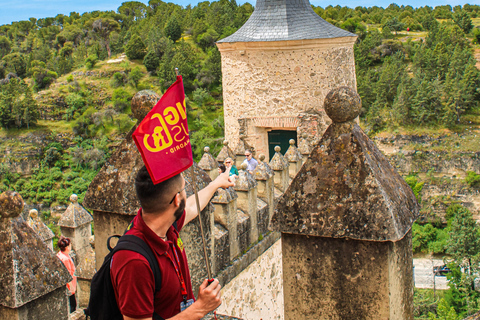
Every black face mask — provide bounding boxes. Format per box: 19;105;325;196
174;198;186;222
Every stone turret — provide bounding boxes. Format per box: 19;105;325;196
270;146;289;192
216;140;236;163
217;0;357;159
0;191;71;319
27;209;55;251
284;139;303;179
199;146;220;181
58;194;93;261
271;87;419;320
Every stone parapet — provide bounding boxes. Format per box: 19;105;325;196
198;146;219;181
0;191;71;319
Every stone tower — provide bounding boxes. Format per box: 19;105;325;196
216;0;357;159
271;87;419;319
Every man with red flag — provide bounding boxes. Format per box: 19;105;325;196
110;75;234;319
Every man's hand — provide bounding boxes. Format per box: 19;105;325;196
212;170;235;189
195;278;222;314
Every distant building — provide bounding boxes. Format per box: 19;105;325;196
217;0;357;159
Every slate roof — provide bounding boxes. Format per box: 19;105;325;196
218;0;355;43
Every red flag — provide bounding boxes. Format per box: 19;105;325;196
132;75;193;184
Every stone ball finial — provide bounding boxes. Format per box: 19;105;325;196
240;163;248;170
274;146;281;153
29;209;38;219
131;90;161;121
204;146;210;153
324;86;362;123
289;139;295;146
223;140;229;146
70;194;78;203
259;154;266;161
0;191;24;219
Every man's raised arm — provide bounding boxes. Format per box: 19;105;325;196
184;170;234;225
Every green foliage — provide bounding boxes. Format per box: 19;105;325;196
414;289;443;319
412;223;447;254
428;299;459;320
405;174;424;202
30;60;58;90
0;78;39;129
0;36;11;58
85;55;98;70
2;52;27;78
128;66;144;88
111;88;132;112
446;205;480;263
164;16;182;42
125;34;147;60
111;72;126;87
143;50;160;74
453;10;473;34
465;171;480;188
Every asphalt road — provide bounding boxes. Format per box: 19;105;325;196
413;258;449;290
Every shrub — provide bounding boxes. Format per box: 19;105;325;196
111;88;132;112
125;34;146;60
143;51;160;74
465;171;480;188
66;74;74;82
111;72;126;87
85;54;98;70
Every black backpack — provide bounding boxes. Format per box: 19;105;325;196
84;234;164;320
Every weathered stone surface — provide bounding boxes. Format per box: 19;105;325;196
27;209;54;242
218;240;283;320
324;86;361;123
0;286;69;320
131;90;160;121
284;139;302;163
218;42;356;150
0;191;24;219
252;155;274;181
281;231;413;320
0;192;71;308
198;146;219;171
234;167;257;192
216;140;236;163
58;194;93;228
270;146;287;171
212;187;238;205
271;120;419;241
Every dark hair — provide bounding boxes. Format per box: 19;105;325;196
218;164;226;173
58;236;71;252
135;166;183;213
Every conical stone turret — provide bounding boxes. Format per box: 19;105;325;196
0;191;71;319
271;87;419;320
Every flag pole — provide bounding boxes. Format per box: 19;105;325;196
175;68;213;280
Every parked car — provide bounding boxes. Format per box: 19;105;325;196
433;265;451;276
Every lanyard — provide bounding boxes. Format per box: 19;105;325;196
164;245;188;302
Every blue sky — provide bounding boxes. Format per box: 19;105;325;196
0;0;479;26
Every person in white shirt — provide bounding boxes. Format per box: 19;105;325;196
242;150;258;173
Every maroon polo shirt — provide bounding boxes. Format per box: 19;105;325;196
110;209;194;319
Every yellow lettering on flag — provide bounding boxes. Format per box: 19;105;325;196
143;113;173;152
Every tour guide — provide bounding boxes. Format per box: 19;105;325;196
110;165;234;319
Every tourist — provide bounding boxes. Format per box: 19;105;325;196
110;166;234;319
224;157;238;177
242;149;258;173
56;236;77;313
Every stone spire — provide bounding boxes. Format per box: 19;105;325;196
271;87;419;241
216;140;236;163
198;146;220;181
271;87;419;319
27;209;55;251
0;191;71;317
218;0;354;43
58;194;93;229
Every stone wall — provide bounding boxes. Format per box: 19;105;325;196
217;38;357;157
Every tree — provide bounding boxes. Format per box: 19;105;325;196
0;36;11;58
143;51;160;73
0;78;39;129
125;34;146;60
87;17;120;58
2;52;27;78
383;17;405;35
453;10;473;34
164;17;182;42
